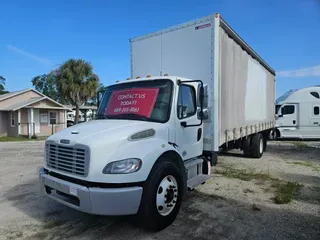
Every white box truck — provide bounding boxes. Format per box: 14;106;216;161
39;13;276;231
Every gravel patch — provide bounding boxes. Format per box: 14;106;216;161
0;141;319;240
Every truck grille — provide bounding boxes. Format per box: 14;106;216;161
45;141;90;177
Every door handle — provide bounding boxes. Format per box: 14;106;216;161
293;120;296;124
197;128;202;141
180;121;187;127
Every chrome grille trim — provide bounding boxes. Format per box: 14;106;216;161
45;140;90;177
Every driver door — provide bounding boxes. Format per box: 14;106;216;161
175;83;203;160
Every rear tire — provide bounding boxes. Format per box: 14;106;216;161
242;136;252;157
251;133;264;158
137;157;184;231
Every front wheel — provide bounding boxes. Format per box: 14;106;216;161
137;157;184;231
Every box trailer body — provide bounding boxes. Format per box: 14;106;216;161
130;14;276;153
39;13;276;232
272;86;320;139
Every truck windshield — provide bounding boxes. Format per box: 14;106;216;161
96;79;173;123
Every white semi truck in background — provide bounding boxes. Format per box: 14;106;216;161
271;86;320;139
39;13;276;231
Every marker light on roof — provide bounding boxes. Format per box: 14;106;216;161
146;75;151;78
136;76;140;79
164;73;168;76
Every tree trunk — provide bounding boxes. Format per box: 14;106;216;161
84;109;88;122
75;105;80;124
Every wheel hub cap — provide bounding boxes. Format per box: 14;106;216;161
156;175;178;216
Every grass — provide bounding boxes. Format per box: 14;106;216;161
289;161;320;172
290;141;309;148
214;166;276;182
0;136;46;142
215;165;304;204
273;181;303;204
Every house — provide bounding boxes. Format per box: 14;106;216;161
0;88;70;138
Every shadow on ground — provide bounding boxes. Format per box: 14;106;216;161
3;177;320;240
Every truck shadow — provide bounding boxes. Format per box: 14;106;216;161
3;177;320;240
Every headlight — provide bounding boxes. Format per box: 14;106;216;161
102;158;142;174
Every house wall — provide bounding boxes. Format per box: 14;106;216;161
0;91;42;109
38;109;66;136
20;109;29;136
0;112;9;137
7;111;19;137
19;109;67;137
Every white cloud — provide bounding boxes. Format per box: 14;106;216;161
7;44;51;64
277;65;320;77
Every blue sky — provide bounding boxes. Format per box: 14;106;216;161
0;0;319;97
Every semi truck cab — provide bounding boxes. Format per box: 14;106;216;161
39;76;211;231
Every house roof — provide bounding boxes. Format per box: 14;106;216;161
64;105;97;110
1;97;46;111
0;88;71;111
0;89;30;101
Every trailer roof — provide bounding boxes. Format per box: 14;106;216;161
130;13;276;76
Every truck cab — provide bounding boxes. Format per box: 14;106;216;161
272;87;320;139
39;76;211;231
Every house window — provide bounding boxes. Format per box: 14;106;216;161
314;106;320;116
177;85;196;119
281;105;295;115
310;92;320;99
49;112;57;124
11;111;15;127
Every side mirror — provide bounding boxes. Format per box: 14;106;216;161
97;91;104;108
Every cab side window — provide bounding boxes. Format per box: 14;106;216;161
177;85;196;119
314;106;320;116
281;105;295;115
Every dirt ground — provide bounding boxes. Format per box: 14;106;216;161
0;141;319;240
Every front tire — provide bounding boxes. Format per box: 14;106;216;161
137;157;184;231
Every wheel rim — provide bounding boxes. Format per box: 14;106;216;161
156;175;178;216
259;138;263;154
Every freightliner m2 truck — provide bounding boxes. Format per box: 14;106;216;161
39;13;276;231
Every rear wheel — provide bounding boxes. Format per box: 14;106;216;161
137;157;184;231
242;136;252;157
251;133;264;158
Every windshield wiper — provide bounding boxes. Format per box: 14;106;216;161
107;113;150;121
95;114;107;120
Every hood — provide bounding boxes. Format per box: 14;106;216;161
47;119;164;147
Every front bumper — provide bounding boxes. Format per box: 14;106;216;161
39;168;143;215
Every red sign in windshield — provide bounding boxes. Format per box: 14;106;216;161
105;88;159;117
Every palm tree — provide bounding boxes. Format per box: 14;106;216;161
54;59;100;124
